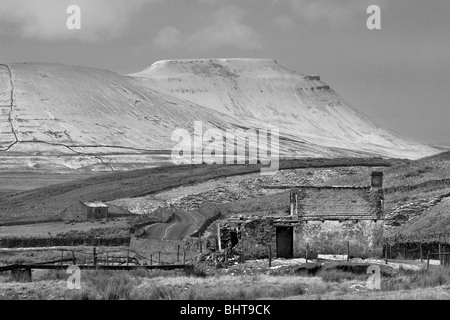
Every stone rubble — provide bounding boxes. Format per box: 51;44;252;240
385;196;444;229
110;167;372;215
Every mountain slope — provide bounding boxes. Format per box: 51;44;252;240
0;62;261;171
0;60;439;172
0;63;244;152
130;59;437;159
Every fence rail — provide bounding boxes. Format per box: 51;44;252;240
0;264;190;273
0;246;194;282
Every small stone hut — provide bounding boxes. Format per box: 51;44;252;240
61;201;109;222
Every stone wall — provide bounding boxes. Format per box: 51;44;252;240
0;237;131;248
294;220;384;258
87;207;108;220
219;216;384;260
219;217;283;260
235;218;277;260
61;202;88;222
61;203;110;222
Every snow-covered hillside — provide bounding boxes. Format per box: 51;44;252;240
0;60;438;171
0;63;247;152
130;59;437;159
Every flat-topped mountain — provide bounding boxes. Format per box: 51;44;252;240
131;59;437;160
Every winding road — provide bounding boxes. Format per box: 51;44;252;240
144;210;205;240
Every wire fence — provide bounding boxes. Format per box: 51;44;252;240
0;246;191;268
383;232;450;267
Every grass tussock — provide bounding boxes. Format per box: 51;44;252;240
316;269;360;283
384;267;450;291
131;280;307;300
68;271;140;300
40;269;67;281
65;270;317;300
66;268;186;300
185;266;207;278
0;251;61;265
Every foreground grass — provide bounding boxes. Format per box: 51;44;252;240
66;265;450;300
287;286;450;300
130;275;320;300
383;266;450;291
4;264;450;300
66;269;335;300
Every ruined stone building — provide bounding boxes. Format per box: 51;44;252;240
219;172;385;259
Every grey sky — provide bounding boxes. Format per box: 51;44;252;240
0;0;448;146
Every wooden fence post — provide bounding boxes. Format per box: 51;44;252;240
93;247;97;266
420;243;423;263
444;244;447;267
183;250;186;265
444;244;450;267
385;243;388;264
127;249;130;266
177;245;180;263
389;244;392;260
305;243;309;263
444;248;447;267
150;254;153;266
158;251;161;265
347;241;350;262
225;249;228;268
217;224;222;251
268;245;272;268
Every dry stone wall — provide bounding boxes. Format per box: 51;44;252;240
295;220;384;258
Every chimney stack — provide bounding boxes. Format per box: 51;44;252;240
371;171;384;189
290;189;299;216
